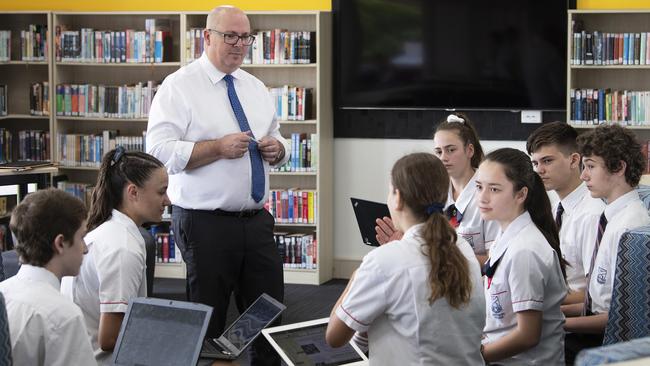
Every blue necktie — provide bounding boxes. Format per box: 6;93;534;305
223;74;265;203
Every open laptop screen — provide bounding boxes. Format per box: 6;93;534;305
221;294;285;351
114;299;210;366
268;323;364;366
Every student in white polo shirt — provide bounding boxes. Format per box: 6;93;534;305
326;153;486;365
62;147;170;365
563;125;650;364
376;113;499;265
477;148;567;365
527;122;605;305
0;189;95;366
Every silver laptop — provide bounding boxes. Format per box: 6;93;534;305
201;293;286;360
262;317;369;366
112;297;212;366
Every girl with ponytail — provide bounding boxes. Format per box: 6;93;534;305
376;113;500;266
476;148;567;365
326;153;485;365
63;147;170;363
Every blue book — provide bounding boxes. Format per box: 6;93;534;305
169;229;176;262
288;190;294;223
598;89;605;124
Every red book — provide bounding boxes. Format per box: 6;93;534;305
162;234;169;263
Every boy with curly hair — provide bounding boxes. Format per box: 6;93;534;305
563;125;650;364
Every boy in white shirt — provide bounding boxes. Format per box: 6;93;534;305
527;122;605;304
0;189;95;366
563;125;650;364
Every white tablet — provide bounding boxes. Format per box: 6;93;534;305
262;317;368;366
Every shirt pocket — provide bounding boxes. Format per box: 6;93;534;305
486;281;513;327
458;225;485;254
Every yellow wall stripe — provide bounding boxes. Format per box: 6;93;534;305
0;0;331;12
577;0;650;9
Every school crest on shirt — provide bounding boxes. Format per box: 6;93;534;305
597;267;607;284
491;295;505;319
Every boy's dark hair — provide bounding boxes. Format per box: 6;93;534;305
10;188;88;267
526;121;579;155
577;124;645;187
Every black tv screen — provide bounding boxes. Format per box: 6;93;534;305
334;0;568;111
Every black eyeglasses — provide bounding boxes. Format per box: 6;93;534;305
207;29;255;46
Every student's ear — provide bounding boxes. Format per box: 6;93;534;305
53;233;66;255
613;160;627;177
466;143;475;159
125;183;139;202
515;186;528;205
569;152;581;169
394;188;405;211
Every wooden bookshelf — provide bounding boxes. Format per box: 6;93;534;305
40;11;333;285
0;11;52;163
567;10;650;126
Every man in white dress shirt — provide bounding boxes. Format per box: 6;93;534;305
147;5;288;365
527;122;605;305
0;189;95;366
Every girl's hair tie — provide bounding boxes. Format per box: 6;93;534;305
447;114;465;124
426;202;445;215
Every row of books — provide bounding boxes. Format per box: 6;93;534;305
247;30;315;65
0;25;48;62
57;131;146;167
572;31;650;66
0;85;6;116
272;133;317;172
57;181;93;206
55;19;171;63
570;88;650;125
0;129;48;163
55;81;159;119
265;189;317;224
274;232;317;269
269;86;312;121
155;232;180;263
185;29;315;64
30;82;50;116
17;130;49;161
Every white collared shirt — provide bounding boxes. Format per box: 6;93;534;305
0;265;96;366
446;172;500;255
553;183;605;293
62;209;147;364
483;212;567;365
146;53;290;211
588;190;650;314
336;224;486;366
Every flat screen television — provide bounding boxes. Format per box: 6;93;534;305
333;0;568;111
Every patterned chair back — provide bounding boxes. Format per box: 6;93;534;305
636;185;650;211
604;226;650;344
0;292;12;366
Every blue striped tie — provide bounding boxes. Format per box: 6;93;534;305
223;74;265;203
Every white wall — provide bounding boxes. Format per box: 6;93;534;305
332;138;528;267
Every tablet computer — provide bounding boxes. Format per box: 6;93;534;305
350;197;390;247
262;317;368;366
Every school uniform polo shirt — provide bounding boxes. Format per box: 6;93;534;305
553;183;605;293
446;172;500;256
62;209;147;364
588;190;650;315
336;224;486;366
0;265;95;366
483;212;567;365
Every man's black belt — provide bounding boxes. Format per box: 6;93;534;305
213;208;262;218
